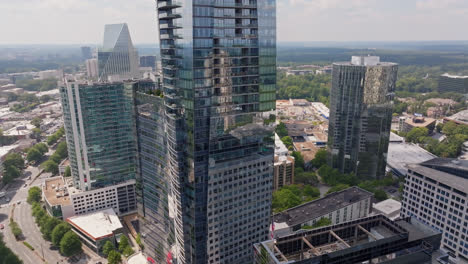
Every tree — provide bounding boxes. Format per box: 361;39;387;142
303;185;320;199
55;141;68;159
310;148;327;169
42;160;58;174
281;136;293;149
295;171;318;185
272;189;302;213
35;143;48;154
107;250;122;264
135;233;143;249
406;127;428;143
51;223;71;247
31;127;42;140
442;121;457;136
27;186;41;204
4;166;21;180
118;235;129;252
41;217;61;241
9;221;23;240
26;148;43;164
374;189;388;201
0;234;23;264
59;231;82;257
102;240;115;257
275;122;288;138
64;166;71;177
291;151;304;169
31;117;42;128
3;153;25;170
122;246;134;257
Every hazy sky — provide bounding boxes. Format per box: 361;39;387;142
0;0;467;44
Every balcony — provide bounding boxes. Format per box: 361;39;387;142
157;0;182;10
160;23;182;29
159;12;182;19
160;33;182;40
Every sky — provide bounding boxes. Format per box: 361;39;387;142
0;0;467;44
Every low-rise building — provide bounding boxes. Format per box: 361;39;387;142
444;109;468;126
66;208;124;253
401;115;436;134
272;187;372;237
254;215;442;264
43;176;137;219
372;198;401;220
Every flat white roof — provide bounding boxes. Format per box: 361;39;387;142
67;208;123;240
0;145;18;158
373;199;401;215
441;73;468;79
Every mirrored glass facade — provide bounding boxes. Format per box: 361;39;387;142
327;57;398;180
60;81;137;191
156;0;276;262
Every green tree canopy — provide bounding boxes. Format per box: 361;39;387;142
107;250;122;264
102;240;115;257
280;136;293;149
3;153;25;170
51;223;71;247
42;160;58;174
26;148;43;164
0;234;23;264
40;217;62;241
310;148;327;169
118;235;129;252
406;127;429;143
291;151;304;169
275;122;288;138
59;231;82;257
31;117;42;128
35;143;48;154
64;166;71;177
272;189;302;213
27;186;42;204
374;189;388;201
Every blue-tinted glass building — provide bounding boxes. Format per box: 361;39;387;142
154;0;277;263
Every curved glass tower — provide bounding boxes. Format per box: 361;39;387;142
155;0;276;263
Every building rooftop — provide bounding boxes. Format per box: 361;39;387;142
66;208;123;240
389;132;404;142
255;215;440;263
0;144;19;158
444;109;468;125
441;73;468;79
407;163;467;193
372;199;401;220
405;116;436;127
387;142;436;177
43;177;71;206
274;133;288;156
334;56;397;67
273;187;372;228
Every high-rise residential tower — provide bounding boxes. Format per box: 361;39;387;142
59;79;138;214
327;56;397;179
98;23;139;81
153;0;277;263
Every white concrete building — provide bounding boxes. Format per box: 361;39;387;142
67;208;124;253
85;58;98;78
372;199;401;220
401;158;468;262
43;177;137;219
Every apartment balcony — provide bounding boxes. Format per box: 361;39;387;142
160;23;182;29
158;12;182;19
157;0;182;10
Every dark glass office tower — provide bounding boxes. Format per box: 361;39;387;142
327;56;398;180
156;0;276;263
132;81;176;262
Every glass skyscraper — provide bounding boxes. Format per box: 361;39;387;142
60;80;137;191
98;23;140;81
154;0;277;263
327;56;398;180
